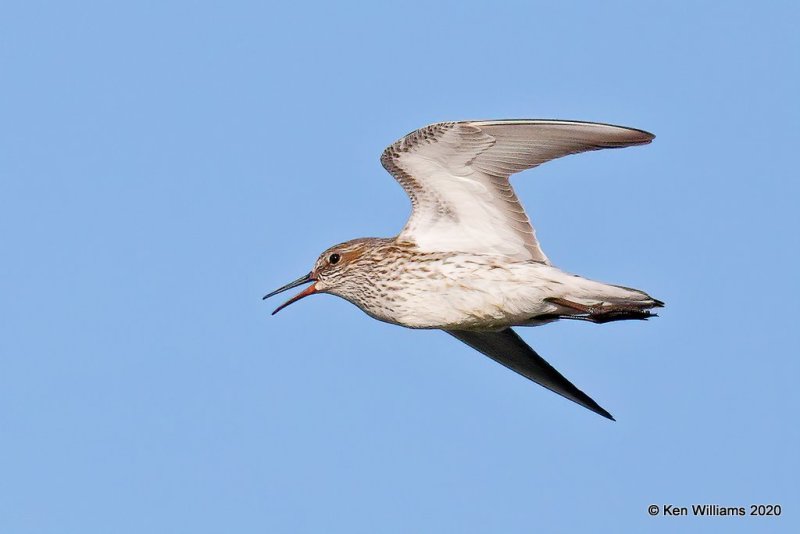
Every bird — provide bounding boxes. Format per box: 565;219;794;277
264;119;662;420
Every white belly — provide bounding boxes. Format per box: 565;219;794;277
356;260;566;329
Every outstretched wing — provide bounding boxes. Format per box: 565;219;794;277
447;328;614;420
381;120;654;263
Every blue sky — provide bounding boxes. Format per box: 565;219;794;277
1;1;798;532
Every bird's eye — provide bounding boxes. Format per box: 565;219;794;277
329;253;340;264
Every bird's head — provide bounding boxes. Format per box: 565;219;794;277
264;238;381;314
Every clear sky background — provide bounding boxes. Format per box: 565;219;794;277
2;1;798;533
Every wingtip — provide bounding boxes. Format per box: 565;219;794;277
606;125;654;146
590;403;616;421
640;129;656;143
623;129;655;146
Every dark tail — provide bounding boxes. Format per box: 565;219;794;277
544;296;664;324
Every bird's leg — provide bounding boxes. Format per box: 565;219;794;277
544;297;657;324
545;297;592;313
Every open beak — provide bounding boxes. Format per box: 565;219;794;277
263;272;318;315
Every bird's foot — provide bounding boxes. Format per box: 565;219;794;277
544;297;658;324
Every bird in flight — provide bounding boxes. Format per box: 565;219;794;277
265;120;662;420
